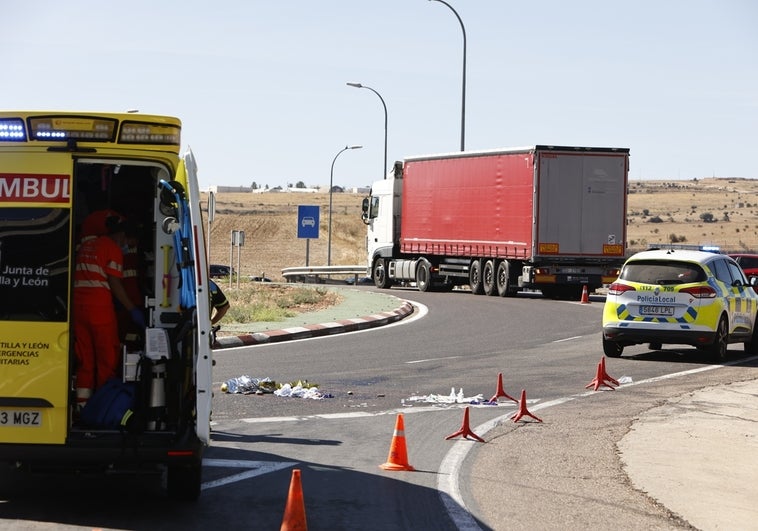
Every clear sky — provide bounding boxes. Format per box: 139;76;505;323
5;1;757;190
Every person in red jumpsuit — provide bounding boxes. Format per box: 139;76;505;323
73;210;145;410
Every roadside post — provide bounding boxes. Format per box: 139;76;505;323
230;229;245;289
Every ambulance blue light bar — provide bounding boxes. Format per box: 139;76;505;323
0;118;26;141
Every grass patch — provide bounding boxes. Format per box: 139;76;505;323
220;282;341;324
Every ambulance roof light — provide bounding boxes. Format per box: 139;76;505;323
0;118;27;141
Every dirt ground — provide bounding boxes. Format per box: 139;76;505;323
202;177;758;282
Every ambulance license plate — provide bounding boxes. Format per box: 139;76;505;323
0;409;42;427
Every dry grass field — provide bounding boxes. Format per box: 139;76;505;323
202;177;758;282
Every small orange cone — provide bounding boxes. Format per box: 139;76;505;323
380;413;415;471
585;360;617;391
511;389;543;423
488;372;518;404
280;469;307;531
580;285;590;304
445;407;485;442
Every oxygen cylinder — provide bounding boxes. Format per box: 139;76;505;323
147;359;167;431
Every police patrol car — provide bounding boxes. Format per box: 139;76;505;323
602;249;758;361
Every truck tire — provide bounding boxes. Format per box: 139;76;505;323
372;258;392;289
469;259;484;295
482;259;497;296
496;260;510;297
416;260;432;292
167;459;202;501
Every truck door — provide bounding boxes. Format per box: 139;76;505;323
537;153;626;256
0;152;73;444
181;149;212;445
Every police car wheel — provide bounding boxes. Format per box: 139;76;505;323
744;314;758;356
602;336;623;358
708;316;729;363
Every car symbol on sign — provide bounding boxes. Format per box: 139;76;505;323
301;216;315;227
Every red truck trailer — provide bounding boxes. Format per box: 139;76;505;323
362;145;629;299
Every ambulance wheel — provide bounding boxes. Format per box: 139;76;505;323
482;259;497;296
416;260;432;292
469;259;484;295
167;460;202;501
602;336;623;358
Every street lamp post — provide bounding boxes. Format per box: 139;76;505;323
429;0;467;151
347;82;388;179
328;144;363;266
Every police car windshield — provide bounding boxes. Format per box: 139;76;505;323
620;260;706;285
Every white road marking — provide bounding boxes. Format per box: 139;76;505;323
201;458;297;490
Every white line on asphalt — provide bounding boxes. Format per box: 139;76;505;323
201;459;297;490
406;355;462;364
552;336;582;343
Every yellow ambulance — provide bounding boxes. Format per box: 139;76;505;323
0;111;213;500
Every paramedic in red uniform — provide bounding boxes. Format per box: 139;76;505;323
73;210;145;410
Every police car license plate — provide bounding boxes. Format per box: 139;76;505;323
0;409;42;427
640;305;675;316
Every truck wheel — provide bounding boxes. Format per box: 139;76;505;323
416;261;432;292
496;260;510;297
469;259;484;295
373;258;392;289
167;459;202;501
482;260;497;296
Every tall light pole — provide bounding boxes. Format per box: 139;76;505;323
347;82;388;179
328;144;363;265
429;0;466;151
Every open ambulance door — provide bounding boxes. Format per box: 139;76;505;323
181;148;212;445
0;152;73;445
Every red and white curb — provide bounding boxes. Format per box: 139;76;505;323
213;302;414;349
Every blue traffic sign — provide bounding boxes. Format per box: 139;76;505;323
297;205;319;239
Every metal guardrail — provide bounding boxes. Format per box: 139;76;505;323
281;265;368;284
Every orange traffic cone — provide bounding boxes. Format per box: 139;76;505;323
585;360;617;391
600;356;619;387
511;389;543;423
580;285;590;304
380;413;415;471
280;469;307;531
488;372;518;404
445;407;485;442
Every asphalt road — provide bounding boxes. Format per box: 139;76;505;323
3;287;757;530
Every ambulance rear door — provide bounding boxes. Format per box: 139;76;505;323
0;151;73;445
181;149;212;445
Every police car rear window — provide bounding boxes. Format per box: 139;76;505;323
620;260;706;285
